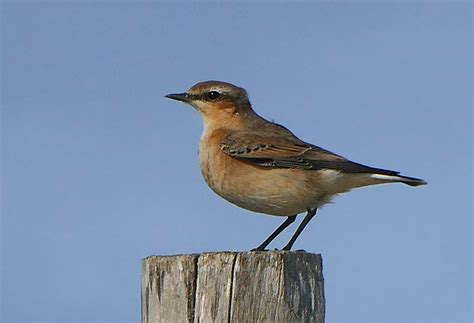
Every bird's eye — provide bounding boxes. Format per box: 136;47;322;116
205;91;221;101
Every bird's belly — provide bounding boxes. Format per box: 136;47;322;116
199;150;333;216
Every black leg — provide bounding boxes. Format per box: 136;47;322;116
282;208;317;251
252;215;297;251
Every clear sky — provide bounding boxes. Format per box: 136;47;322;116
1;1;472;322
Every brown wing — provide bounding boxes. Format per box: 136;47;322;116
221;131;401;175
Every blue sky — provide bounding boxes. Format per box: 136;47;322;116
1;1;472;322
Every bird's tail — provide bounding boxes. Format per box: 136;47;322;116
370;174;427;187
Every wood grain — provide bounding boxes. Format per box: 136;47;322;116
142;252;324;323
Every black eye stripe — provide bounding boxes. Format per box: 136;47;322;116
186;91;228;101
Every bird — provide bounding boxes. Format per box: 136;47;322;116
165;80;426;251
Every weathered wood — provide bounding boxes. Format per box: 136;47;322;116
142;251;324;323
141;254;198;323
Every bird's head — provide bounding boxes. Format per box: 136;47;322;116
166;81;253;128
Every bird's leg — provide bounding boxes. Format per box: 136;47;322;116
252;215;297;251
282;208;318;251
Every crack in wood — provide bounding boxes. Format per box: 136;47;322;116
227;253;238;323
190;255;199;322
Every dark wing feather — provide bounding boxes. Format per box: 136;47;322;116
221;131;400;176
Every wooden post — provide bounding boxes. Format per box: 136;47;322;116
141;251;325;323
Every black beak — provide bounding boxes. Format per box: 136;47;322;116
165;92;191;103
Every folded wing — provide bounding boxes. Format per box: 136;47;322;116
221;131;401;176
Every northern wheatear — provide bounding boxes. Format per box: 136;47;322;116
166;81;426;251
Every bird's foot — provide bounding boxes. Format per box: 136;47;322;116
250;247;268;252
